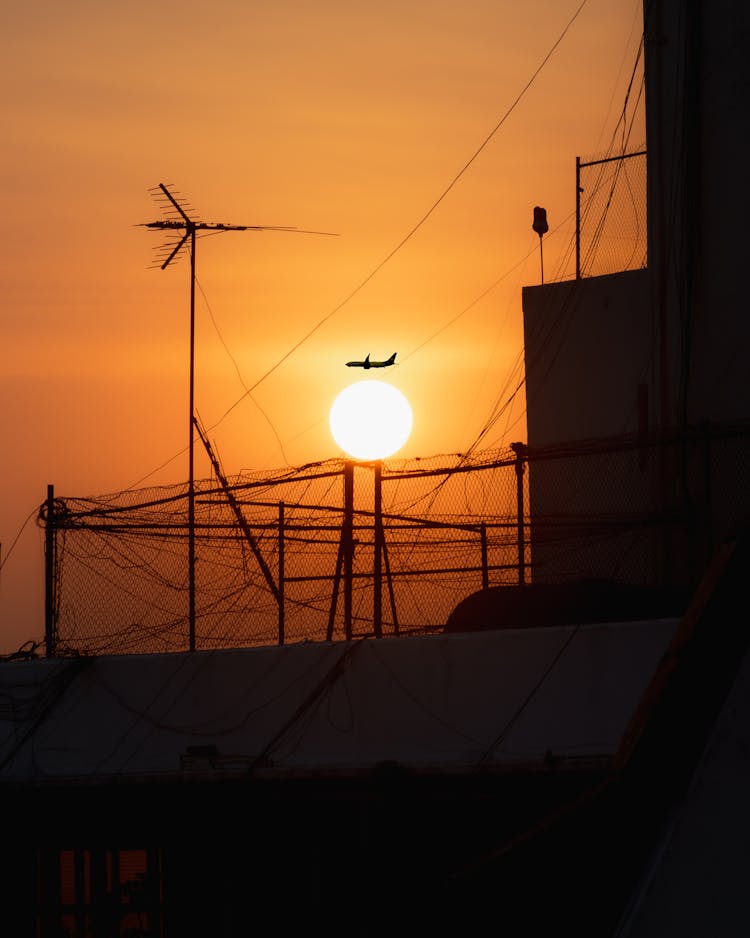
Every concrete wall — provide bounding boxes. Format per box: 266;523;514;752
523;269;652;447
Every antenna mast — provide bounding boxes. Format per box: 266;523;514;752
140;183;336;651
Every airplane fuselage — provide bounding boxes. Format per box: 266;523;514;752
346;353;397;369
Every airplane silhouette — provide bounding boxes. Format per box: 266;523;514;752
346;353;397;369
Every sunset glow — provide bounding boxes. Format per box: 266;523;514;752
0;0;646;652
330;380;413;460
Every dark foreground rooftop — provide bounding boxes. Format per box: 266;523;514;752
1;530;747;937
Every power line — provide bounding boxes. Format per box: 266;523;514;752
209;0;590;430
131;0;591;486
0;506;39;574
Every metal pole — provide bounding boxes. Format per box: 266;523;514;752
140;184;337;651
576;156;582;280
343;460;354;641
511;443;527;585
480;522;489;589
540;236;544;284
373;461;383;638
327;463;348;641
278;502;285;645
44;483;56;658
188;225;196;651
532;206;548;284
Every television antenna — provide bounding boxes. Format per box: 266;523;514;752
140;183;337;651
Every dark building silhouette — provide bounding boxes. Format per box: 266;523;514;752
522;0;750;592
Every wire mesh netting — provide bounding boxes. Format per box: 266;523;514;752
44;450;526;656
524;429;750;590
578;149;647;279
41;427;750;658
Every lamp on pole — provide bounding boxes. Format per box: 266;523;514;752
532;205;548;284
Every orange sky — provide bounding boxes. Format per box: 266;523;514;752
0;0;645;653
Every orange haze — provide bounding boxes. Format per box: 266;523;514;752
0;0;645;653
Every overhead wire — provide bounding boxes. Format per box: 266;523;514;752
37;19;647;667
0;506;39;575
194;274;292;466
206;0;590;435
122;0;592;492
464;32;647;457
391;30;647;522
455;231;538;452
8;5;639;653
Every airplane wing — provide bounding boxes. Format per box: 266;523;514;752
371;353;397;368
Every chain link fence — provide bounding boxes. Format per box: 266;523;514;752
576;149;647;279
40;426;749;658
525;425;750;591
40;449;526;656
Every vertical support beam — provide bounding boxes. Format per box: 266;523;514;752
44;484;57;658
480;522;489;589
575;155;582;280
278;502;285;645
373;461;383;638
343;460;354;641
326;462;347;641
540;235;544;284
142;183;336;650
512;443;527;585
188;226;197;652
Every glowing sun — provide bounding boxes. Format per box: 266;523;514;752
329;380;413;460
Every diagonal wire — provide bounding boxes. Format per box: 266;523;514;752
208;0;590;431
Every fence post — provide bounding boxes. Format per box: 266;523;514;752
576;155;582;280
278;502;285;645
44;484;57;658
328;461;356;641
343;461;354;640
373;461;383;638
511;444;527;585
480;523;489;589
